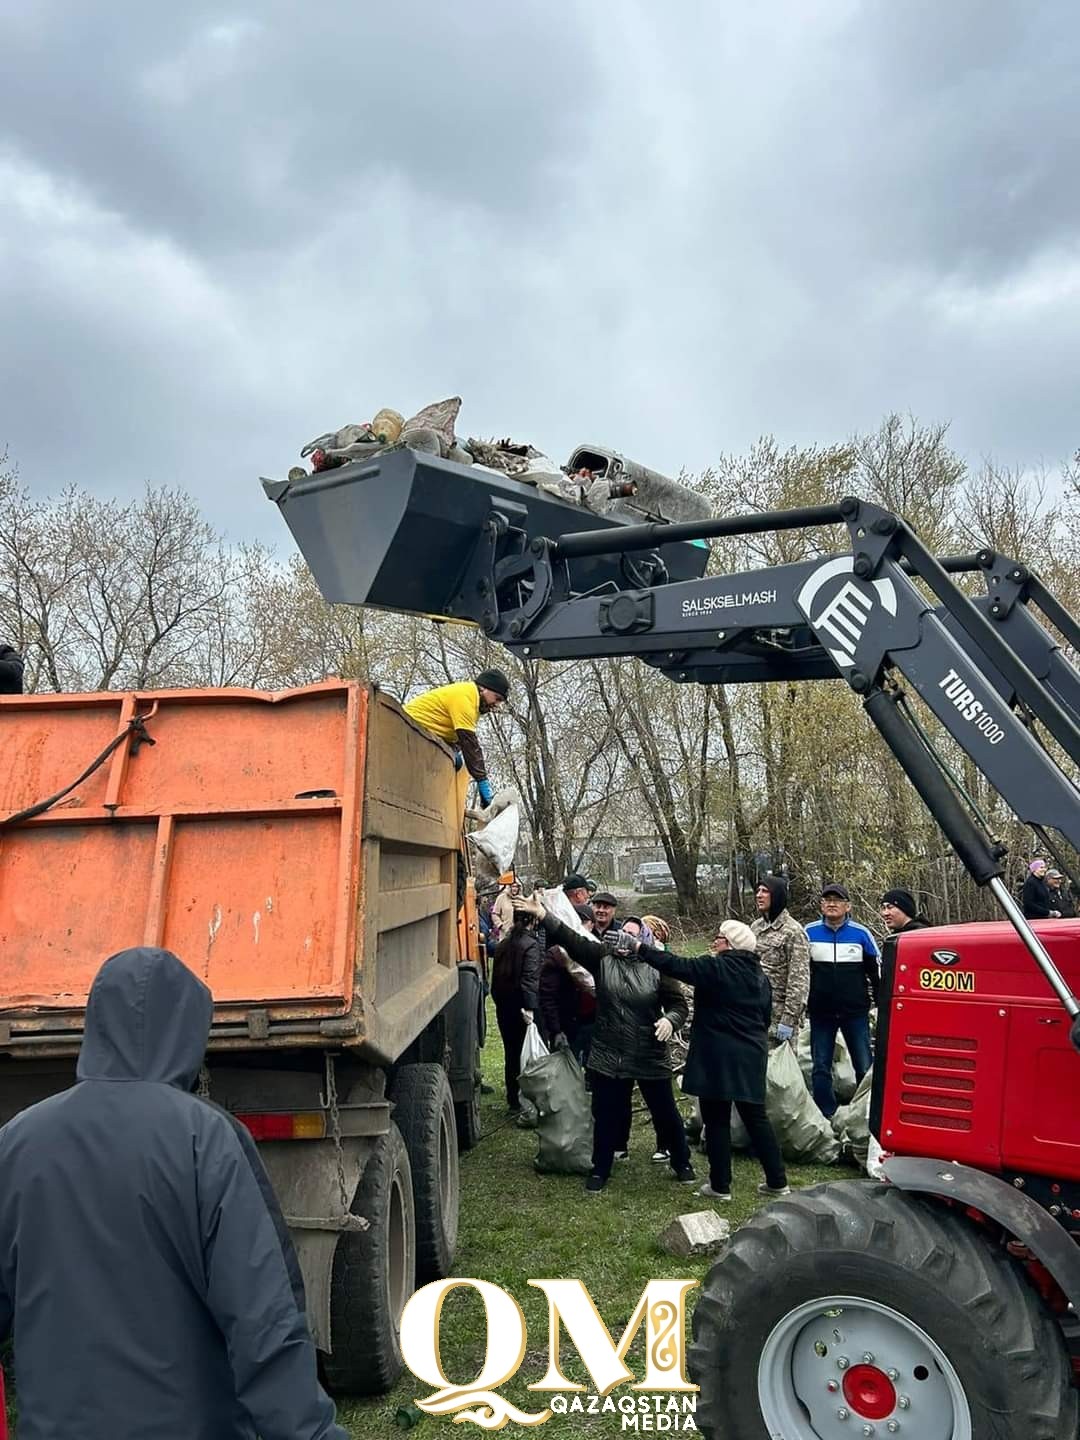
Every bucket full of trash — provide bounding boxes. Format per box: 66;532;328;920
262;397;711;620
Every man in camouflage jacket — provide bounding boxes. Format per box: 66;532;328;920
751;875;810;1044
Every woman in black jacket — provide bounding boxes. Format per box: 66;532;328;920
1022;859;1058;920
514;894;693;1193
624;918;789;1203
491;915;542;1112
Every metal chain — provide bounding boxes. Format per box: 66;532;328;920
324;1054;352;1218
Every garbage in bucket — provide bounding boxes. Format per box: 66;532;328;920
263;446;709;621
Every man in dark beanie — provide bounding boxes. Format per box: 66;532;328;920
880;888;928;934
880;888;930;971
404;668;510;807
752;875;810;1045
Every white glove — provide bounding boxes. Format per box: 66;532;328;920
522;1009;534;1025
654;1017;674;1043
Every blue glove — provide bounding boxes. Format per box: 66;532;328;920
775;1023;794;1043
477;778;494;808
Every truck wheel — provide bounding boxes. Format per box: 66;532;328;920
691;1180;1077;1440
322;1121;416;1396
391;1063;460;1282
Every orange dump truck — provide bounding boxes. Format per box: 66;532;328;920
0;680;486;1395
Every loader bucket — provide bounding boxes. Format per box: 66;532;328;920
263;447;709;619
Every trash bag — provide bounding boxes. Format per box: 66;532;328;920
796;1023;857;1102
730;1106;750;1151
766;1042;840;1165
401;396;462;456
468;803;520;877
518;1046;593;1175
834;1066;873;1168
727;1042;840;1163
539;888;596;994
866;1133;889;1180
517;1021;549;1129
833;1033;857;1103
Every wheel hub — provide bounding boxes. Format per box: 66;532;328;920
842;1364;896;1421
758;1296;972;1440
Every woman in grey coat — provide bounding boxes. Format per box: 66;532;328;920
514;893;693;1194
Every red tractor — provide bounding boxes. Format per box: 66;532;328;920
692;918;1080;1439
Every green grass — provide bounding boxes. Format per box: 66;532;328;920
339;1002;857;1439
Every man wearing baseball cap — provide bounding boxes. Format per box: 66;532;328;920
563;874;592;908
804;883;880;1118
404;669;510;808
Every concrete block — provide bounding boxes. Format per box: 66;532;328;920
658;1211;731;1257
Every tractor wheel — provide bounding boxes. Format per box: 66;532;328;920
391;1062;460;1283
691;1180;1077;1440
321;1122;416;1396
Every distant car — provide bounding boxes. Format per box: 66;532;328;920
633;861;676;894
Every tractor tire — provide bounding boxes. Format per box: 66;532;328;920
691;1180;1077;1440
321;1122;416;1397
391;1063;460;1283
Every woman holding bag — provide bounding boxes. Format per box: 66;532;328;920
513;894;693;1194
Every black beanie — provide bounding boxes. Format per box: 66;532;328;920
760;874;788;920
881;888;918;920
476;668;510;699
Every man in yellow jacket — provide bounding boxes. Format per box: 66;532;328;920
404;669;509;807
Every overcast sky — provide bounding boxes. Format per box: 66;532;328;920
1;0;1077;547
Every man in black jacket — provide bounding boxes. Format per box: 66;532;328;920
0;643;23;694
879;887;930;965
1047;870;1075;919
0;946;347;1440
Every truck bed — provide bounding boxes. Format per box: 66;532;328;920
0;682;461;1061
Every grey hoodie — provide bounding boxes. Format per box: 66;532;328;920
0;946;347;1440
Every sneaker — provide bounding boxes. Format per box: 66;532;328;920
650;1149;671;1163
757;1182;792;1197
585;1173;607;1194
673;1165;697;1185
613;1150;630;1162
698;1183;732;1201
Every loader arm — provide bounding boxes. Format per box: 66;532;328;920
266;468;1080;1038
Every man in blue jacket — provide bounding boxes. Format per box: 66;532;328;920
805;882;880;1117
0;946;348;1440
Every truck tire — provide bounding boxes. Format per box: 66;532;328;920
391;1063;460;1283
455;1072;482;1152
322;1122;416;1397
690;1180;1077;1440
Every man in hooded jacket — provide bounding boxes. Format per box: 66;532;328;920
0;643;23;694
751;876;810;1045
0;946;348;1440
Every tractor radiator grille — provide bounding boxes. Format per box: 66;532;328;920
897;1033;977;1131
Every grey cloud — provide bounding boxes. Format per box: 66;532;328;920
0;0;1077;549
